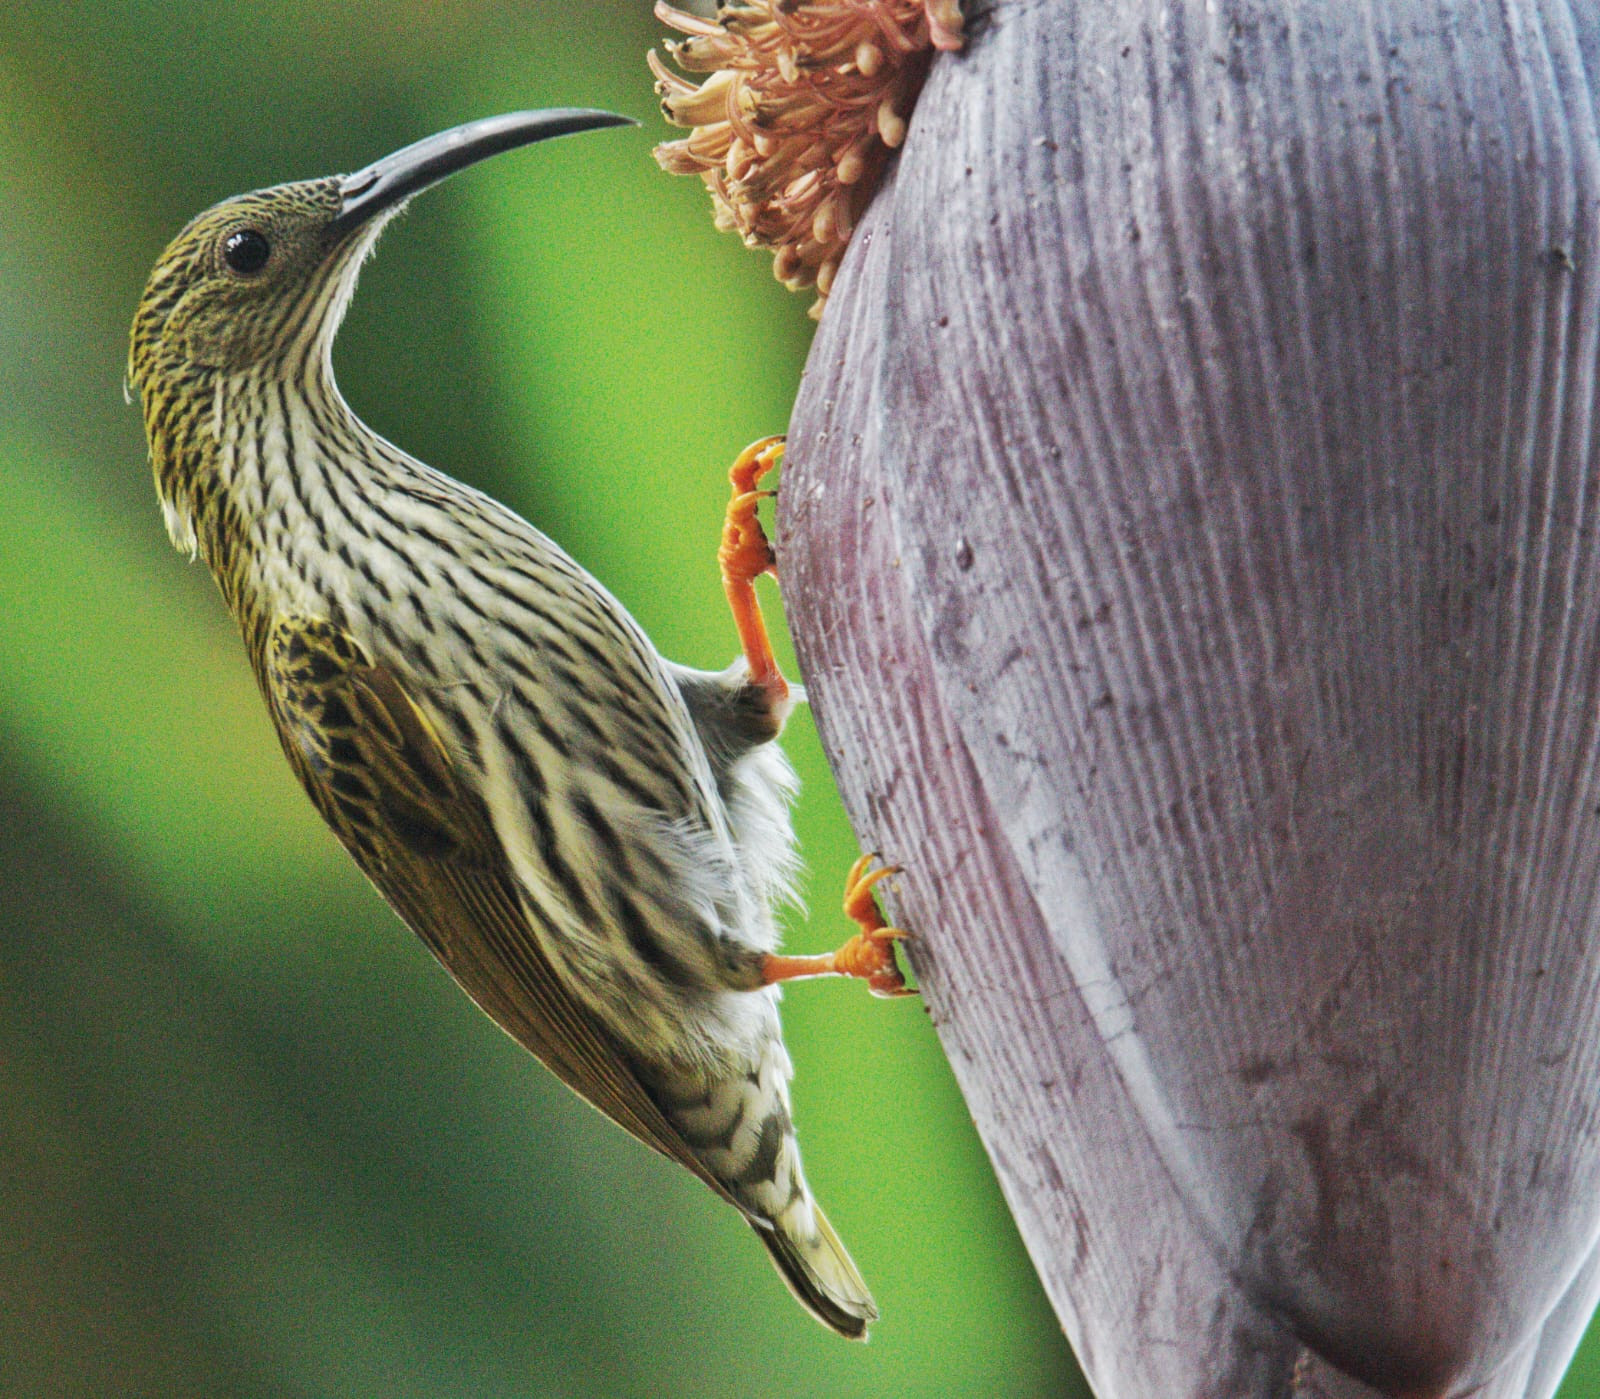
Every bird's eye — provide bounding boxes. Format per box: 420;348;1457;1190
222;227;271;276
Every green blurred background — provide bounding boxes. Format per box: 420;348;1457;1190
0;3;1086;1396
7;4;1600;1397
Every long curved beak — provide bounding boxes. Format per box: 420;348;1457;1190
332;109;634;235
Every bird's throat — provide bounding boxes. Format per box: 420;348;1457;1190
147;361;350;622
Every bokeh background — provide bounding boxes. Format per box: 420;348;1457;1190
0;3;1084;1397
5;5;1600;1398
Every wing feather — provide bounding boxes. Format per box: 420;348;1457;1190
261;614;736;1206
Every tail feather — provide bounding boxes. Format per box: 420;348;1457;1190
754;1199;878;1340
648;1022;878;1337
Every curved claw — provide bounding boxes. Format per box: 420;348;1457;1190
836;854;915;996
729;434;786;495
869;971;919;999
843;855;902;922
719;436;788;698
758;851;919;997
720;493;777;580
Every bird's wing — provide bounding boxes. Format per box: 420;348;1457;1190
260;613;736;1206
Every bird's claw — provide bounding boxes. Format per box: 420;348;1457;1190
720;488;777;583
757;853;917;997
719;436;789;699
719;437;784;587
730;434;785;497
838;853;915;998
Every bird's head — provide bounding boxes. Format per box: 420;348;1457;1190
128;109;631;551
129;179;348;388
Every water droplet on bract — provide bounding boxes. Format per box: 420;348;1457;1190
954;538;975;571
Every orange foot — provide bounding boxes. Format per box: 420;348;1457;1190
762;854;916;998
719;435;788;701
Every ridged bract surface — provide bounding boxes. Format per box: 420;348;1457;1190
782;2;1600;1394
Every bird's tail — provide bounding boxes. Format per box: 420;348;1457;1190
650;1027;878;1339
752;1190;878;1340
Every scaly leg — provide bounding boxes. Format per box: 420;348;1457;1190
762;854;915;998
720;439;914;998
719;435;789;703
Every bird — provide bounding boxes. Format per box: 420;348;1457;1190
126;108;913;1338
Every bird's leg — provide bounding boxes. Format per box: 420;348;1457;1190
722;439;913;998
719;435;789;704
762;855;915;998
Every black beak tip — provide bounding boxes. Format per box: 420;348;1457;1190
334;108;638;233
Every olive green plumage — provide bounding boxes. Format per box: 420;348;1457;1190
126;112;876;1337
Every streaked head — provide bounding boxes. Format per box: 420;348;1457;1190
129;108;631;557
129;109;632;399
